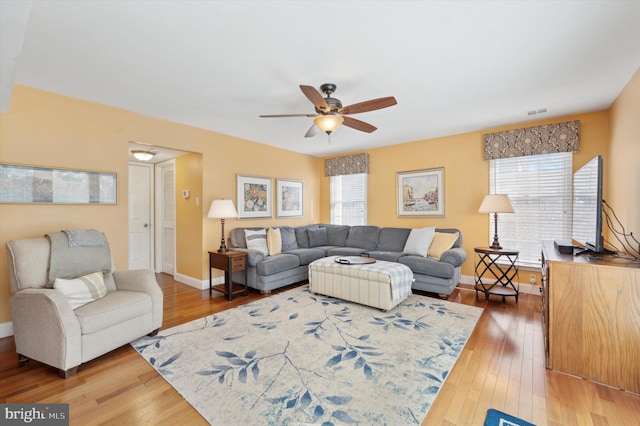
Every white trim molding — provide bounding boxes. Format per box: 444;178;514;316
174;272;224;291
0;321;14;338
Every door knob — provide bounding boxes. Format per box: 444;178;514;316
144;223;149;228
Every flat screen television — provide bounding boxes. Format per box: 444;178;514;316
572;155;608;254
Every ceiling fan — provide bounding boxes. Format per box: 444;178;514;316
259;83;397;138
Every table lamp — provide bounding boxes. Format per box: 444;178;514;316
478;194;514;250
207;199;238;252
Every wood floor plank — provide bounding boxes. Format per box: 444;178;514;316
2;276;640;425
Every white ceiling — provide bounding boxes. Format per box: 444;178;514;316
2;1;640;157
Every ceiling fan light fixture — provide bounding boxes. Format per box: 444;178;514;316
131;150;156;161
314;114;344;134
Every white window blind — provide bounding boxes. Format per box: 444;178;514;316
489;152;572;266
330;173;367;225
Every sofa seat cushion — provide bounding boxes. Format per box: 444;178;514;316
283;248;326;266
398;255;455;279
75;290;152;334
365;251;408;262
256;254;300;276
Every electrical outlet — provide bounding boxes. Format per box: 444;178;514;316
529;274;536;285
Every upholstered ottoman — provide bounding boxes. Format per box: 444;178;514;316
308;256;414;311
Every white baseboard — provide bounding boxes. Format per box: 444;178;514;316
174;272;224;290
460;274;541;295
0;321;14;338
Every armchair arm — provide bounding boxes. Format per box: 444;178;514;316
440;247;467;268
9;289;82;371
113;269;163;330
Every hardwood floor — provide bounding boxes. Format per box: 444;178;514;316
1;274;639;425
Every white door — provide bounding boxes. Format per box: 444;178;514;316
155;160;176;275
128;163;154;269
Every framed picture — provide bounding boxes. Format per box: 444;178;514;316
396;167;445;217
236;174;272;219
276;179;303;217
0;163;117;204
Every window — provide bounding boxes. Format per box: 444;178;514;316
489;152;572;266
330;173;367;225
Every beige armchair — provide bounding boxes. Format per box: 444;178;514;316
7;235;163;378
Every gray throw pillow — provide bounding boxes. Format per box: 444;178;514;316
307;227;328;247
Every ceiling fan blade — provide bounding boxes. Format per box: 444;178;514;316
304;124;321;138
339;96;397;115
342;116;377;133
259;113;317;118
300;85;329;112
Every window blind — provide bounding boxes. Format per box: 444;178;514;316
489;152;572;265
330;173;367;225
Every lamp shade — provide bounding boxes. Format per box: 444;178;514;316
207;199;237;219
314;114;344;134
478;194;514;213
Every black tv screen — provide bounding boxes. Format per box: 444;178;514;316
572;155;604;253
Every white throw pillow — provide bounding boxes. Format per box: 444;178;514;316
245;229;269;256
54;271;107;309
267;228;282;256
403;226;436;257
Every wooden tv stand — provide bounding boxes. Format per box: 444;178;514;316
540;241;640;393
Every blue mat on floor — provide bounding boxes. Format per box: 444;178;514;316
484;408;535;426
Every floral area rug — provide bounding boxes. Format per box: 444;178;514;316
131;285;483;425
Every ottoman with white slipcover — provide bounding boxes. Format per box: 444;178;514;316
308;256;414;311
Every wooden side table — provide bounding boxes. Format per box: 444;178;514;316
208;250;248;301
474;247;520;302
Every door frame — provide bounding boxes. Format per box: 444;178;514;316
128;162;155;270
154;159;176;274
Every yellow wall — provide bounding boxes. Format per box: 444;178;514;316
2;73;638;324
609;68;640;245
0;86;322;323
175;152;204;278
320;110;612;280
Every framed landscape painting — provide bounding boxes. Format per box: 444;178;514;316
0;163;117;205
236;174;272;219
396;167;445;217
276;179;303;217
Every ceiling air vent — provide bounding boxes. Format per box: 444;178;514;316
527;108;548;116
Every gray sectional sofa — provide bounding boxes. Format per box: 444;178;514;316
229;224;466;296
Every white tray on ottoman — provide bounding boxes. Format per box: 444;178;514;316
308;256;414;311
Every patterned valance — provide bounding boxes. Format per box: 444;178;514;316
325;153;369;177
483;120;580;160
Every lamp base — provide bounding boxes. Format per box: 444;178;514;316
218;238;228;253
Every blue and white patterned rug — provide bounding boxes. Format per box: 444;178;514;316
132;285;483;425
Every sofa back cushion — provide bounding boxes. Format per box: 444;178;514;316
278;226;298;251
307;227;329;247
294;225;319;248
345;226;380;251
376;228;411;252
325;225;350;246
